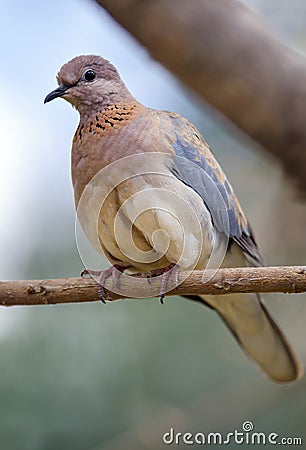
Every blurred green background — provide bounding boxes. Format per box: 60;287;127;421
1;1;306;449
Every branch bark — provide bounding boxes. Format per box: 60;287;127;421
95;0;306;194
1;266;305;307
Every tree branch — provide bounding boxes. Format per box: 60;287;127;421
95;0;306;194
1;266;305;307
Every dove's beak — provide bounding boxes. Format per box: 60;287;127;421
44;84;70;103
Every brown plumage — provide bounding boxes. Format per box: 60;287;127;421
44;55;302;382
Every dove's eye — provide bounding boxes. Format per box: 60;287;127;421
84;70;96;82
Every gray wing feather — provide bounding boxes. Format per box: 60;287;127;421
165;114;263;264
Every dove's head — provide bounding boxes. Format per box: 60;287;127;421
44;55;133;116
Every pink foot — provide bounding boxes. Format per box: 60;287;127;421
159;263;179;304
145;263;179;304
81;265;127;303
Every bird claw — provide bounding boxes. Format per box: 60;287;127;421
159;263;178;304
83;263;178;304
144;264;179;304
98;284;108;304
81;265;126;303
146;271;152;285
81;268;103;277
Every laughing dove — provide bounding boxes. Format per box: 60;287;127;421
44;55;302;382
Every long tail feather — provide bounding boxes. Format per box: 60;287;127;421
202;292;302;382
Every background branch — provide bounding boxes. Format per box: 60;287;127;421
95;0;306;194
1;266;305;307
